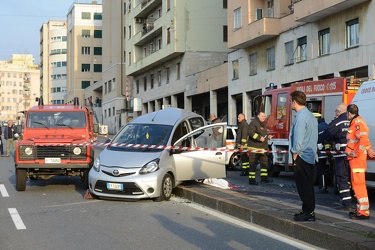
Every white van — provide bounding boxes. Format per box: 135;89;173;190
351;80;375;187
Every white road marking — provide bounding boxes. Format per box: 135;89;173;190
8;208;26;230
0;184;9;197
175;198;323;250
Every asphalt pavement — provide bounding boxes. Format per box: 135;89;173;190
174;170;375;250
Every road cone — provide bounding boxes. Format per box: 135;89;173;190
84;189;94;199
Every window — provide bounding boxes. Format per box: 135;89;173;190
109;108;111;117
82;30;90;37
158;70;161;86
150;74;154;89
319;28;330;55
223;0;227;9
167;28;171;44
143;77;147;91
82;47;90;55
158;38;162;49
295;36;307;62
176;63;180;80
232;60;239;80
82;12;91;20
276;93;287;120
94;47;102;55
166;0;170;11
94;64;102;72
108;80;112;92
166;67;170;83
136;80;139;94
94;30;102;38
223;25;228;42
346;18;359;48
267;46;275;70
94;13;102;20
256;8;263;20
285;41;294;65
249;53;257;75
234;8;241;29
82;64;90;72
128;26;131;39
128;52;131;65
82;81;90;89
104;82;107;94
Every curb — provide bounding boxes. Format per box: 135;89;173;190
174;183;375;250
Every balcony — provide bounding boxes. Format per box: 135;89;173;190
228;18;281;50
294;0;370;23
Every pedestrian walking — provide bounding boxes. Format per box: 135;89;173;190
289;91;318;222
3;120;18;157
321;103;353;210
236;113;249;176
346;104;372;219
247;111;273;185
0;125;4;156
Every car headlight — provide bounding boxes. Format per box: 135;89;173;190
139;159;160;174
73;146;82;155
24;146;33;155
93;157;101;172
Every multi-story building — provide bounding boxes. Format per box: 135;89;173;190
126;0;229;119
0;54;39;123
65;1;103;105
40;20;67;104
227;0;373;124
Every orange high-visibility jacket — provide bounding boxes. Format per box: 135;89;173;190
345;115;372;160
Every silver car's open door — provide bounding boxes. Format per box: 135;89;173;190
173;123;227;181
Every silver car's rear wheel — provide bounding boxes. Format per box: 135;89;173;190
155;173;173;201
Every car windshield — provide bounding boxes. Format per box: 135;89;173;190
26;111;86;129
108;124;173;152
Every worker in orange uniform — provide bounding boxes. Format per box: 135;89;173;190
345;104;372;220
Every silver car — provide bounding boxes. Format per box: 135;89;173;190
88;108;227;201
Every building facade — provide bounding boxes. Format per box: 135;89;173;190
66;1;103;105
0;54;39;123
40;20;67;104
227;0;373;124
125;0;229;120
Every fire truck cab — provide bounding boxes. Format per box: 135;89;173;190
263;77;361;177
15;98;98;191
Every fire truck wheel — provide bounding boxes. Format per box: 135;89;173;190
228;153;242;171
16;169;27;191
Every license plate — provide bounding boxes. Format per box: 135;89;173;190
45;158;61;164
106;183;123;190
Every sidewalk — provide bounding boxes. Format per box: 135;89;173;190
174;171;375;250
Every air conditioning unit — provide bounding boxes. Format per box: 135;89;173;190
135;18;142;23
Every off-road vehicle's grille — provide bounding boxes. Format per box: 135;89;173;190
36;146;71;159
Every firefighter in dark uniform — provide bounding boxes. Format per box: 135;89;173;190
236;113;249;176
247;111;273;185
322;103;353;210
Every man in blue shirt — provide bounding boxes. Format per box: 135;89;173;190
290;91;318;221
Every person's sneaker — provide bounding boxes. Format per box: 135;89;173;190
249;179;259;185
261;177;273;183
294;211;305;217
294;211;315;221
349;212;369;220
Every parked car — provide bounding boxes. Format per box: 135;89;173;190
225;125;241;170
88;108;227;201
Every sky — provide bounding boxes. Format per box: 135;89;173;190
0;0;101;64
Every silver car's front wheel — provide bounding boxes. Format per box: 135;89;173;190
155;173;173;201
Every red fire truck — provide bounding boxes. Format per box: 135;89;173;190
15;98;98;191
263;77;361;177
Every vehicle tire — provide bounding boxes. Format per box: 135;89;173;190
228;153;242;171
155;173;173;202
16;169;27;191
268;165;280;177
